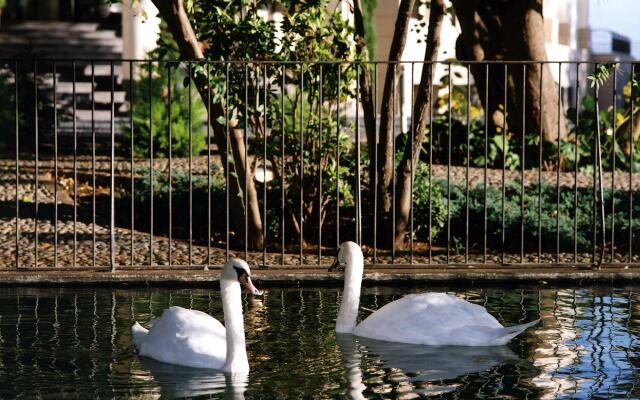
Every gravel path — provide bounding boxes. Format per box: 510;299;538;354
2;155;639;190
0;156;637;269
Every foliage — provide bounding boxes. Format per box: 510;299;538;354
561;90;640;173
154;0;360;236
422;65;640;174
125;29;207;158
423;77;522;171
412;163;448;241
361;0;378;60
128;163;640;254
0;67;14;152
587;63;616;89
0;63;57;153
124;165;227;240
443;182;640;254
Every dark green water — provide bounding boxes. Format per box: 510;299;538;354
0;286;639;399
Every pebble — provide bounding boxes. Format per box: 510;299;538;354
0;156;638;268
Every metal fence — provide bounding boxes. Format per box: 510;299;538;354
0;59;638;270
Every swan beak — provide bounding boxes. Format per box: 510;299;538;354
240;275;263;296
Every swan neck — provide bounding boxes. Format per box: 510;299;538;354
221;279;249;373
336;254;363;333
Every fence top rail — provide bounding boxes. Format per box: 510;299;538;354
0;58;636;65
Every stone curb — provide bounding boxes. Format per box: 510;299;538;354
0;268;638;288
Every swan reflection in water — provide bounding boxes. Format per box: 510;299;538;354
138;356;248;399
336;334;524;398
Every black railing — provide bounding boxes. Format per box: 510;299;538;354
0;59;638;270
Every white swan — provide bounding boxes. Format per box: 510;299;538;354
131;258;262;372
330;241;539;346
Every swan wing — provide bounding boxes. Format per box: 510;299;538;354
355;293;534;346
136;306;227;369
131;322;149;348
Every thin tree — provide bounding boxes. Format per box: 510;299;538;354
151;0;264;249
394;0;446;248
373;0;416;247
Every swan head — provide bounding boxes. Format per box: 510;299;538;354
329;241;363;272
222;258;263;295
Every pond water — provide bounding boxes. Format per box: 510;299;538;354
0;286;638;399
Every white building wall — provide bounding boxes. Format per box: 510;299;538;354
121;0;161;79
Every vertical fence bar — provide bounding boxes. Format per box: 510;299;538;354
110;61;116;272
207;62;211;269
168;62;173;267
373;63;378;264
281;65;285;265
610;64;616;263
263;63;267;268
188;61;193;267
465;65;471;264
592;64;599;264
130;61;134;268
501;63;507;264
595;72;606;268
92;62;96;268
557;62;562;264
538;62;543;263
630;64;635;263
392;63;396;264
34;61;38;268
148;60;154;267
14;61;19;270
410;62;415;264
53;61;58;268
225;63;230;261
244;63;248;261
356;63;362;246
483;64;489;263
300;63;304;265
428;63;434;264
336;64;341;250
574;63;581;263
520;64;526;263
72;62;78;268
447;64;452;264
318;64;323;265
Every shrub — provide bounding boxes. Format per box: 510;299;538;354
446;182;640;254
125;62;207;158
412;163;448;242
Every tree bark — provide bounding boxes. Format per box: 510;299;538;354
353;0;377;169
451;0;505;135
451;0;568;143
502;0;568;142
376;0;415;247
151;0;264;249
393;0;446;248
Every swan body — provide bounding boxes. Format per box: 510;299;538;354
132;307;227;369
354;292;538;346
331;242;538;346
132;258;261;372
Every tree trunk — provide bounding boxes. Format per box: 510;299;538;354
502;0;568;142
353;0;377;169
451;0;506;135
375;0;415;248
393;0;446;248
451;0;568;143
151;0;264;249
